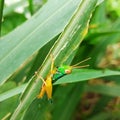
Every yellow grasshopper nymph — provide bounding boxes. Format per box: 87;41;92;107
37;55;57;101
37;56;90;101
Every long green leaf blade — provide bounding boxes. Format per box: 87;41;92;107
54;69;120;84
0;0;81;84
85;84;120;97
0;84;27;102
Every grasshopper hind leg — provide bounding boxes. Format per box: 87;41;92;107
37;84;46;99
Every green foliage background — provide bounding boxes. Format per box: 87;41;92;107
0;0;120;120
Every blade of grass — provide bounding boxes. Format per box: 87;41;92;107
85;84;120;97
54;69;120;84
0;83;27;102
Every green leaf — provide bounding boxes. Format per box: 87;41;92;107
0;83;27;102
54;69;120;84
85;84;120;97
0;81;19;120
0;0;81;84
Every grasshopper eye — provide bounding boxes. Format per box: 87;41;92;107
65;69;72;74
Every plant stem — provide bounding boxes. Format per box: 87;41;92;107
28;0;34;15
0;0;4;37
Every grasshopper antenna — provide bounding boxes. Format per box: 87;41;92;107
71;57;91;67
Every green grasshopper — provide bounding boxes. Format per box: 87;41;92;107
37;56;90;100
